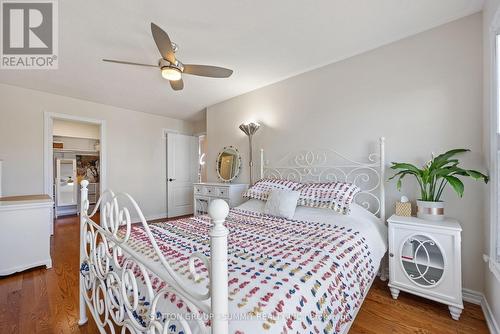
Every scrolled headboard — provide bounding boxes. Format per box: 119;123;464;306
260;137;386;221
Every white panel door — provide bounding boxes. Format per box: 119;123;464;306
167;133;198;217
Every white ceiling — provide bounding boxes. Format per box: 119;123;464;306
0;0;484;121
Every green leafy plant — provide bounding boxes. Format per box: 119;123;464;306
389;149;488;202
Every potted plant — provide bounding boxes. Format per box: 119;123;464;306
389;149;488;221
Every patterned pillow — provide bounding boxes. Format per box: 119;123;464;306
298;182;361;214
243;178;303;201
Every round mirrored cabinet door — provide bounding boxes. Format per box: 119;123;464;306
400;235;444;287
216;146;241;182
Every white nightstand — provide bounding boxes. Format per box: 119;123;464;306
193;183;248;216
387;215;463;320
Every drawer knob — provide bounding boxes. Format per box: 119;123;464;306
389;253;394;258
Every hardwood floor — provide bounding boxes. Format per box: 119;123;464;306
0;215;99;334
351;280;489;333
0;215;490;333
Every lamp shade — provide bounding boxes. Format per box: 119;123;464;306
239;122;260;136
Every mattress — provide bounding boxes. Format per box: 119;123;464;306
81;199;387;334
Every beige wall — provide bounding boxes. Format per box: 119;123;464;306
191;109;207;135
53;118;100;139
483;0;500;328
207;14;486;292
0;83;195;219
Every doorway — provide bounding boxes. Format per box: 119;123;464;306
165;132;198;217
44;113;106;227
198;134;208;183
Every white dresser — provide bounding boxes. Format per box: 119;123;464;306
193;182;248;216
387;215;463;320
0;195;53;275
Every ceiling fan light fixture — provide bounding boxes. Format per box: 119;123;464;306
161;66;182;81
103;23;233;91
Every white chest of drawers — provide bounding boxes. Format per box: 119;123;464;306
0;194;53;275
193;182;248;216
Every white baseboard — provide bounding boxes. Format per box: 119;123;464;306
143;213;196;221
56;206;77;216
462;288;483;304
0;259;52;276
145;213;168;221
122;212;196;223
130;213;169;222
463;288;499;334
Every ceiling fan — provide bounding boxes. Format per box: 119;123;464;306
103;23;233;91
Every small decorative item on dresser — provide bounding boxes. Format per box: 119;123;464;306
389;149;488;221
394;195;411;216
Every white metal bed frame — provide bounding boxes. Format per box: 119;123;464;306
78;183;231;334
260;137;386;221
78;137;386;334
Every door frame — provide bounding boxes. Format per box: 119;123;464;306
43;112;107;212
487;10;500;282
163;129;179;216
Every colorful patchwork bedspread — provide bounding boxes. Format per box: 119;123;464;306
89;208;379;334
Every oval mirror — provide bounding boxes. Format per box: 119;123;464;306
216;146;241;182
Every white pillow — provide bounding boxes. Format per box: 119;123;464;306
264;189;300;219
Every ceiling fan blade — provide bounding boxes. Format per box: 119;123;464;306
102;59;157;68
170;78;184;91
183;64;233;78
150;23;176;64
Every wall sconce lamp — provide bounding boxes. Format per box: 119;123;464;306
239;122;260;185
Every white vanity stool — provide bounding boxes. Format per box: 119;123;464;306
387;215;463;320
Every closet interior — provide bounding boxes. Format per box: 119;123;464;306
52;119;100;217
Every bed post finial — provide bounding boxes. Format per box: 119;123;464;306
78;180;89;326
208;199;229;334
379;137;386;223
80;180;89;216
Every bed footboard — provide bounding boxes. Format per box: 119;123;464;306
78;180;229;334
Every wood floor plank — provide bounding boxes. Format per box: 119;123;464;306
19;270;37;334
0;274;22;333
0;215;491;333
33;270;51;334
351;279;489;334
